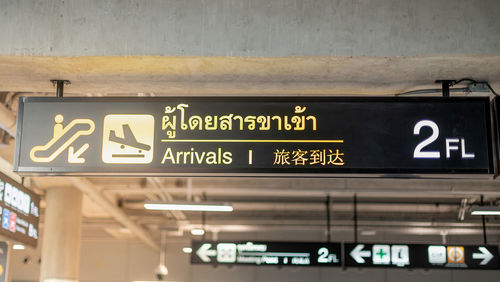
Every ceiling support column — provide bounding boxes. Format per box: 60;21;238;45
40;187;83;282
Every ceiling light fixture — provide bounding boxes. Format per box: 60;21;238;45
144;202;233;212
191;229;205;236
360;230;377;236
470;205;500;215
13;244;25;250
182;247;193;254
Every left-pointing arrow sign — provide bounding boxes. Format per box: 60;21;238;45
350;244;371;264
196;243;217;263
472;247;494;265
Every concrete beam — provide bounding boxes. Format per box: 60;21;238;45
0;56;499;94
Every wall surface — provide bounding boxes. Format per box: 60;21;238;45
1;0;499;57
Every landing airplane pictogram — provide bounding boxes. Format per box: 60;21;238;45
109;124;151;155
101;114;155;164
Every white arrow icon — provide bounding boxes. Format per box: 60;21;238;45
472;247;494;265
196;243;217;263
350;244;371;264
68;143;89;164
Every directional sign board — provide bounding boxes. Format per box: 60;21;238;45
0;242;7;282
14;97;493;177
493;96;500;170
0;173;40;247
191;241;341;267
345;243;500;270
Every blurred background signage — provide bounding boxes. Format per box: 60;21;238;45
192;241;500;270
191;241;341;267
0;174;40;247
345;243;499;269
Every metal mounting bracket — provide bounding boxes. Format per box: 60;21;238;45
50;80;71;98
435;80;455;97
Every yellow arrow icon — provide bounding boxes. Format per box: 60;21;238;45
68;143;90;164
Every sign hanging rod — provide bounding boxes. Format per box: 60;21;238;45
50;80;70;98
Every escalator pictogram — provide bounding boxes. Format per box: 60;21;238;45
29;114;95;163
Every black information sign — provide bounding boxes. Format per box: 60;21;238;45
493;96;500;173
0;242;7;282
344;243;500;270
14;97;493;177
192;241;500;270
0;173;40;247
191;241;341;267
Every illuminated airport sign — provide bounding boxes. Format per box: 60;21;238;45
191;241;341;267
344;243;500;270
14;97;493;177
192;241;499;269
0;173;40;247
347;243;410;267
493;97;500;168
0;242;7;281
